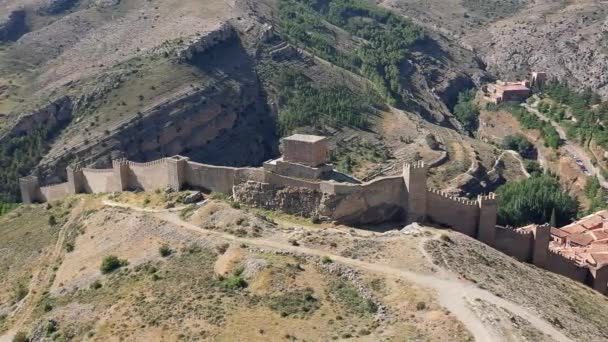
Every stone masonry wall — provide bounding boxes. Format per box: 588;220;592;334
126;160;169;191
82;168;118;194
426;189;479;236
233;181;323;217
319;176;407;225
493;227;533;262
544;250;589;283
40;182;72;202
185;161;238;194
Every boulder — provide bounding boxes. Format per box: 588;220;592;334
183;191;203;204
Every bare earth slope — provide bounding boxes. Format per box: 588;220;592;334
2;193;608;341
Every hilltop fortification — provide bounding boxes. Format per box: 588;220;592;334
19;134;608;295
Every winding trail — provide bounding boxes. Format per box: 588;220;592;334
1;202;84;342
101;200;571;342
492;150;531;178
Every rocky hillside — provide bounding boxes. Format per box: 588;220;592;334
0;0;503;201
383;0;608;95
1;193;607;341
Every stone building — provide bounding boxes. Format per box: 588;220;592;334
485;80;531;104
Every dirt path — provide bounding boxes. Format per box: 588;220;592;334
101;200;571;342
1;202;84;342
493;150;531;178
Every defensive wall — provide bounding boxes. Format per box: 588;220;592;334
18;138;608;295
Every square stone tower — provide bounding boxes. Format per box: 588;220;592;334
282;134;329;167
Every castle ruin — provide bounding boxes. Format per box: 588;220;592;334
19;134;608;295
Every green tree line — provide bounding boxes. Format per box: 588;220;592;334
0;121;66;202
270;67;381;135
496;175;578;227
278;0;424;106
541;79;608;149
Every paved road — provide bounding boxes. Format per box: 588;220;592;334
522;103;608;188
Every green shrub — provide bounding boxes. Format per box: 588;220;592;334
0;203;17;216
100;255;128;274
416;301;427;311
221;275;247;289
524;160;543;176
48;215;57;226
331;280;377;315
321;256;333;264
90;280;103;290
159;245;173;257
13;331;28;342
13;283;28;302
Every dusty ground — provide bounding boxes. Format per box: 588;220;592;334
1;193;606;341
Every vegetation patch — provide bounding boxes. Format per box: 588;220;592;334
0;119;70;202
277;0;424;106
488;103;561;149
329;280;377;316
263;66;381;135
266;288;321;318
453;89;479;134
100;255;129;274
496;175;578;226
501;134;535;159
0;202;17;216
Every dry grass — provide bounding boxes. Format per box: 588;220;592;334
425;231;608;341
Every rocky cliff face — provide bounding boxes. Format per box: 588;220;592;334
36;32;278;182
463;0;608;95
383;0;608;96
0;97;73;144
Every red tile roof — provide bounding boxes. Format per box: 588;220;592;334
568;233;595;247
580;215;604;230
561;224;586;235
551;227;570;238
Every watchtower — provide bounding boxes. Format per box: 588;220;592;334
282;134;329;167
477;193;498;246
531;223;551;268
19;175;41;204
403;161;428;224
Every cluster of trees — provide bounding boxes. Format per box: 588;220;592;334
494;104;561;149
272;68;380;135
541;80;608;148
453;89;479;133
584;177;606;215
501;134;535;159
0;125;55;202
496;175;578;227
278;0;424;105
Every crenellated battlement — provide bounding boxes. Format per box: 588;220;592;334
81;167;114;174
126;158;168;168
478;192;497;205
427;188;478;206
404;160;427;171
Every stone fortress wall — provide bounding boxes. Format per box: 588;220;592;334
19;134;608;295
